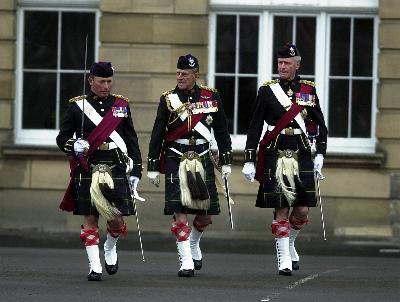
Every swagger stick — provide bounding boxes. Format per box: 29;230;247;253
129;183;146;262
80;34;88;138
316;175;327;241
224;178;234;230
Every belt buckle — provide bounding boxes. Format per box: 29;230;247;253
99;142;109;150
189;136;196;145
284;128;294;135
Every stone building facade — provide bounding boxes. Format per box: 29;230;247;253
0;0;399;241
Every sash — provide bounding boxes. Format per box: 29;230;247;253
254;83;313;182
165;88;214;142
159;88;214;174
59;97;127;211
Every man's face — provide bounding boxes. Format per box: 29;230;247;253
277;58;300;81
176;69;198;91
88;76;113;98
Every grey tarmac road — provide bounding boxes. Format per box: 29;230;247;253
0;243;399;302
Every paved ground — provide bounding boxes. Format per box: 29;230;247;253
0;232;399;302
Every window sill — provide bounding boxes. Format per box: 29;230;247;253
2;144;385;169
1;144;66;160
232;151;385;169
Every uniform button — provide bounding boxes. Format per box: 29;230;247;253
99;101;103;105
101;108;105;112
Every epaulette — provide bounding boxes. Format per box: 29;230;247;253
262;79;279;86
162;88;175;96
68;95;86;103
299;80;315;87
200;85;218;93
112;94;129;102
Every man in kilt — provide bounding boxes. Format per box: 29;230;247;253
147;54;232;277
56;62;143;281
242;44;327;276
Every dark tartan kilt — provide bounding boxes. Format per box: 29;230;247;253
72;149;135;216
256;133;317;209
163;142;220;216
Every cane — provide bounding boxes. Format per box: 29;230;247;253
129;183;146;262
224;178;234;230
315;174;327;241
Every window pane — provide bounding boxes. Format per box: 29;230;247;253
23;72;56;129
273;16;293;74
296;17;316;75
216;15;236;73
351;80;372;137
61;12;95;70
24;11;58;69
239;16;259;74
59;73;89;122
215;76;235;133
238;77;258;134
353;18;374;77
330;18;350;76
328;79;349;137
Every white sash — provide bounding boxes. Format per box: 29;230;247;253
167;93;212;142
76;99;128;153
269;83;307;134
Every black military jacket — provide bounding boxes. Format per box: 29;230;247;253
244;76;327;161
56;91;142;178
147;84;232;171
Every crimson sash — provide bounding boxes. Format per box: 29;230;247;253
59;97;127;211
159;88;213;173
254;83;313;182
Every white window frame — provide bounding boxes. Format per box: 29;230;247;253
209;0;379;154
15;3;100;146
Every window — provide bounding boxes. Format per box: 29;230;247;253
16;5;99;145
213;14;260;135
328;17;375;139
209;3;378;153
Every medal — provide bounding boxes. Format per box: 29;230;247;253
287;88;293;97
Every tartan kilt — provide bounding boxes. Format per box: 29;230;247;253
72;149;135;216
255;133;317;209
163;142;220;215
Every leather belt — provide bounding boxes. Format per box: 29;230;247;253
267;125;302;135
98;142;118;150
175;138;208;145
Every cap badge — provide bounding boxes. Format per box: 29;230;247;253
289;46;296;56
188;57;195;67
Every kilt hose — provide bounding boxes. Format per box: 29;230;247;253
163;142;220;215
72;149;135;216
255;134;317;209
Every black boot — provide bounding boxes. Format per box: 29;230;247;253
193;259;202;271
105;259;118;275
178;269;194;277
292;261;299;271
279;268;292;276
88;271;102;281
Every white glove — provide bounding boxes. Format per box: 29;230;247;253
242;162;255;182
147;171;160;187
314;154;325;180
73;139;89;156
221;165;231;180
128;176;145;201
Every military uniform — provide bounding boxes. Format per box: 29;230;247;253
243;44;328;276
244;76;327;208
56;91;142;216
147;84;232;215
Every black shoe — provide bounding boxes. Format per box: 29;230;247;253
88;271;102;281
178;269;194;277
278;268;292;276
193;259;202;271
105;259;118;275
292;261;299;270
